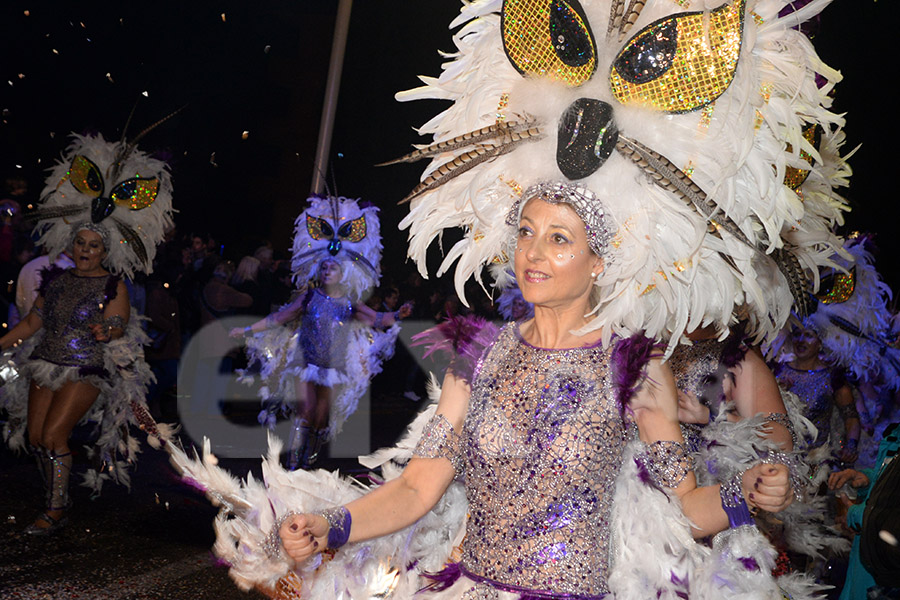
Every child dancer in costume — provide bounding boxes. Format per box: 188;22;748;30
169;0;851;596
0;131;174;534
232;195;411;469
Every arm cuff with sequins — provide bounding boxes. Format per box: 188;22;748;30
413;414;464;474
103;315;126;330
636;440;693;489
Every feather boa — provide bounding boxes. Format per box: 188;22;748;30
173;399;826;599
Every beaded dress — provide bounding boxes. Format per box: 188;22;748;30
29;268;119;382
417;323;631;598
288;288;354;385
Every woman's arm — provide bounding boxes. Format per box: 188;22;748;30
835;383;860;464
727;348;793;450
90;280;130;342
353;301;413;328
0;296;43;350
280;371;470;564
230;291;306;338
632;357;791;537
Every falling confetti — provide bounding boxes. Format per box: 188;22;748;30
241;131;249;140
142;90;149;97
220;13;226;22
264;45;271;54
106;73;114;83
209;152;218;167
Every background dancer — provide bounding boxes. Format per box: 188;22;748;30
232;194;410;469
0;130;174;534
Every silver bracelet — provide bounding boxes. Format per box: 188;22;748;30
262;512;298;559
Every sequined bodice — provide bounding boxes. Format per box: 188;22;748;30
776;366;833;449
669;339;728;404
32;270;114;369
460;324;628;596
298;289;353;370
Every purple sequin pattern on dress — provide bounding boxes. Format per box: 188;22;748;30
459;324;630;597
295;288;354;372
30;270;118;374
775;366;834;450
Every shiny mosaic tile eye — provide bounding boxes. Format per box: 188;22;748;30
65;155;104;198
307;215;334;240
610;0;745;114
337;216;367;243
816;266;855;305
502;0;597;87
110;177;159;210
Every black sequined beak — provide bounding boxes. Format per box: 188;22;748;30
91;197;116;223
557;98;619;180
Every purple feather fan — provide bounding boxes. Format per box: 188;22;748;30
411;314;500;384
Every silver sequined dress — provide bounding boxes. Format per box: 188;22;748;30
454;323;630;597
287;288;354;385
30;269;118;377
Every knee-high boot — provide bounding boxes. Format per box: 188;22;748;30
287;418;310;471
300;428;328;469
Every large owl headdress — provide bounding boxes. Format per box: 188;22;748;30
392;0;850;351
290;195;383;302
31;132;174;279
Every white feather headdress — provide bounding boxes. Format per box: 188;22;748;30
290;195;383;303
31;132;174;279
391;0;851;351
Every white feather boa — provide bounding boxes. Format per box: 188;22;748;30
171;396;826;598
0;309;172;496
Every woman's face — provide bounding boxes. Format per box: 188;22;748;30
319;260;343;286
514;199;603;310
72;229;107;273
791;327;822;361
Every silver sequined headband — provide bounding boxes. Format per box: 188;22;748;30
70;222;111;249
506;182;613;257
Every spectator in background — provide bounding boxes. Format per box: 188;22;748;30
231;256;269;316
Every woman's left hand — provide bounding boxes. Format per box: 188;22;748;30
397;301;414;319
742;463;792;513
89;323;113;342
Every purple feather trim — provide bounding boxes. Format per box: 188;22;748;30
611;333;657;419
738;556;760;571
418;563;462;593
720;323;750;369
411;315;500;384
104;273;121;303
36;265;67;297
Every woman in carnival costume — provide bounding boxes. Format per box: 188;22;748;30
231;195;411;470
170;0;852;596
770;236;900;475
0;128;175;534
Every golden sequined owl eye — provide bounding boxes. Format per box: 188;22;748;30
110;177;159;210
65;155;104;198
815;266;856;305
502;0;597;87
610;0;745;114
307;216;334;241
337;216;366;243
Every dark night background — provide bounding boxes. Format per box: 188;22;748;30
1;0;898;293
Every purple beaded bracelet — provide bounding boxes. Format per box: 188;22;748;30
720;472;755;528
318;506;352;549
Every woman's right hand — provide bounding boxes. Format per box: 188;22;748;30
229;327;247;339
279;513;330;564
